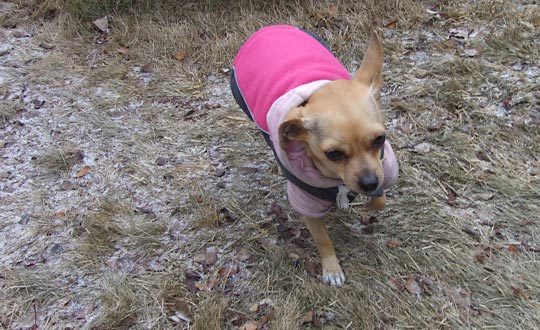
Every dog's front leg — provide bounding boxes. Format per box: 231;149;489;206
303;216;345;287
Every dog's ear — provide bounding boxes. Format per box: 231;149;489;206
278;107;309;150
353;31;383;97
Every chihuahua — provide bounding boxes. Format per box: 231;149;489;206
230;25;398;286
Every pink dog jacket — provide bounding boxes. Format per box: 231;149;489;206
232;25;398;217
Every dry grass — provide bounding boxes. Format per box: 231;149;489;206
1;0;539;329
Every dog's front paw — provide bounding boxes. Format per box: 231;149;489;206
322;267;346;287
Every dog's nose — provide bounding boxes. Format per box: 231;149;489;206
358;173;379;193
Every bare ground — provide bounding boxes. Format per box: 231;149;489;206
1;0;539;329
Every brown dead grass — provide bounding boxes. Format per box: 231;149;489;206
1;0;539;329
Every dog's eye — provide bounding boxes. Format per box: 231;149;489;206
325;150;346;161
372;135;386;149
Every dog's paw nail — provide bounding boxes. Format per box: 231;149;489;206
322;271;346;287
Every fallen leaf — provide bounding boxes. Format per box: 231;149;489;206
92;16;109;33
386;240;402;248
427;121;443;131
475;253;486;264
383;19;398;29
217;266;237;278
165;297;190;314
276;224;294;240
258;298;274;307
447;188;458;207
32;98;45;109
155;157;167;166
55;210;66;217
413;142;432;154
249;303;259;313
12;30;25;38
507;244;519;253
362;226;374;234
194;281;209;291
174;50;187;62
462;226;479;240
184;269;200;280
140;63;153;73
240;321;259;330
117;47;129;55
360;215;379;225
380;313;397;324
268;202;287;222
511;286;529;300
237;248;251;262
302;310;313;323
185;270;200;292
219;207;235;224
389;277;404;291
405;276;422;295
195;278;218;292
301;254;319;277
75;165;90;178
39;42;55;50
502;96;513;110
258;311;273;326
194;249;218;265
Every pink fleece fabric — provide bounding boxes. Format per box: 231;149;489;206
233;25;349;133
233;25;399;218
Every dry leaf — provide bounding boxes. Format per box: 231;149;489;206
194;249;218;265
12;30;25;38
39;42;55;50
462;226;479;240
237;248;251;262
117;47;129;55
511;286;529;300
240;321;259;330
55;210;66;217
302;310;313;323
384;19;398;29
405;276;422;295
503;96;513;110
174;50;187;61
195;282;210;292
360;215;379;225
75;165;90;178
413;142;432;154
258;311;273;326
32;98;45;109
218;266;237;278
507;245;519;253
194;277;219;292
389;277;404;291
475;253;486;264
92;16;108;33
249;303;259;313
386;240;402;248
218;207;236;223
447;188;458;207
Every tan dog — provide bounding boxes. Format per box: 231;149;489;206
279;33;387;285
231;25;398;286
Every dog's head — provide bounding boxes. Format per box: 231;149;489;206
279;31;386;195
